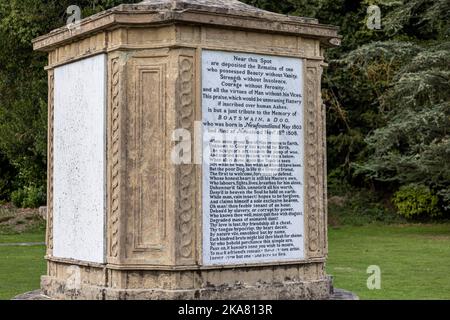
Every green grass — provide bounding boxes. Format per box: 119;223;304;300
0;232;46;300
327;223;450;300
0;224;449;300
0;232;45;244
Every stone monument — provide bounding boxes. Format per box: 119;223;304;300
33;0;341;300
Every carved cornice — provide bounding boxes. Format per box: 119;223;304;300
32;5;340;52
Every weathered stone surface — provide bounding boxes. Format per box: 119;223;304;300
38;206;47;220
32;0;340;300
41;278;333;300
14;287;358;300
329;289;359;301
128;0;318;23
38;260;332;300
12;290;52;300
32;0;340;52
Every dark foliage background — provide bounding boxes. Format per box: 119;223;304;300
0;0;448;218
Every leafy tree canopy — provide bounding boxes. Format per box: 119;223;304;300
0;0;448;216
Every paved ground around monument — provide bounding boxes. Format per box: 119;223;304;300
1;223;450;300
12;288;358;300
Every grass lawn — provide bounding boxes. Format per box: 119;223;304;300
0;231;46;300
327;224;450;300
0;205;47;300
0;223;449;300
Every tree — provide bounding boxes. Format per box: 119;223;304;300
0;0;141;205
0;0;448;215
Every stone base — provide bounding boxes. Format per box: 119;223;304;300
13;290;52;300
37;259;337;300
12;259;360;301
329;288;359;300
14;287;358;300
40;275;332;300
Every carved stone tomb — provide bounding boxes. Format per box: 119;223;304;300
33;0;340;299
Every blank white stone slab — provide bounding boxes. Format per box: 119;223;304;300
53;54;106;264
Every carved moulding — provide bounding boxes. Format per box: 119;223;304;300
304;61;326;259
46;70;55;256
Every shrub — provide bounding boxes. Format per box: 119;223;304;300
11;189;26;208
11;185;46;208
392;184;441;219
437;188;450;212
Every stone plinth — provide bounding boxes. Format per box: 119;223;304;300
33;0;340;300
